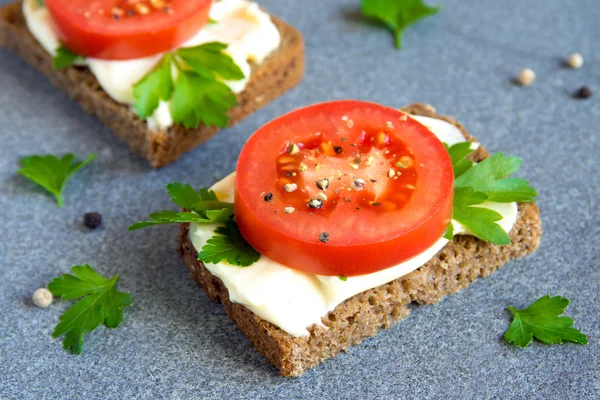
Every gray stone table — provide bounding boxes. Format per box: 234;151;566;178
1;0;599;398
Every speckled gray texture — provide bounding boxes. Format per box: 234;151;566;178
1;0;599;398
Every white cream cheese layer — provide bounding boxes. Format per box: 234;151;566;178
23;0;281;130
188;116;518;337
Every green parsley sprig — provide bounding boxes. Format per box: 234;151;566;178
504;295;588;348
443;143;537;244
199;220;261;266
53;45;85;70
133;42;244;129
18;153;96;207
48;265;132;354
360;0;440;49
129;182;259;267
128;183;233;230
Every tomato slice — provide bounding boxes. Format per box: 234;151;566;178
234;100;454;276
45;0;212;60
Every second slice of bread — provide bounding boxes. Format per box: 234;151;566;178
0;1;305;168
177;103;543;377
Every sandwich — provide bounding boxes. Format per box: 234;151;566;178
0;0;304;167
131;100;542;376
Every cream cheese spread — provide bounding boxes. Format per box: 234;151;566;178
188;116;519;336
23;0;281;130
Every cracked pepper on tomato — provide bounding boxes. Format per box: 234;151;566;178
45;0;212;60
234;100;454;276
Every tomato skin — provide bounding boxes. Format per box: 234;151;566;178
45;0;212;60
235;100;454;277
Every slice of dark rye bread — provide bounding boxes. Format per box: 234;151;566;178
177;103;543;377
0;1;305;168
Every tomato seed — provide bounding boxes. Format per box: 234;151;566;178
287;143;300;155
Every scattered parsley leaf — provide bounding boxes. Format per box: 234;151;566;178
360;0;440;49
199;220;260;267
18;153;96;207
444;143;537;244
171;70;237;128
53;45;84;70
505;295;588;348
128;183;233;230
48;265;132;354
132;54;174;118
132;42;243;128
339;275;348;281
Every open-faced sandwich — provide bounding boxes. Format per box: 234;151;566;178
0;0;304;167
130;100;542;376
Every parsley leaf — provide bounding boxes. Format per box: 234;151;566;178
132;42;243;128
445;141;475;178
361;0;440;49
199;220;260;266
177;42;245;81
127;183;233;230
455;153;538;203
48;265;132;354
505;295;588;348
444;143;537;244
171;71;236;128
132;54;174;118
127;210;229;230
53;45;84;70
18;153;96;207
453;187;510;245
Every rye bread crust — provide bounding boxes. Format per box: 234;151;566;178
177;103;542;377
0;1;305;168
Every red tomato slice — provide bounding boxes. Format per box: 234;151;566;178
234;100;454;276
45;0;212;60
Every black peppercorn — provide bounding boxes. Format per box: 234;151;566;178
319;232;329;243
83;212;102;229
574;86;593;99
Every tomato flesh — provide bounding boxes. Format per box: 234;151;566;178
45;0;212;60
235;100;454;276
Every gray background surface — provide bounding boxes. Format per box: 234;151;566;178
1;0;599;398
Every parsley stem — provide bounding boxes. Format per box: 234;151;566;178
192;201;234;212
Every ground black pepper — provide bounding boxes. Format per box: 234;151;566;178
264;192;274;202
